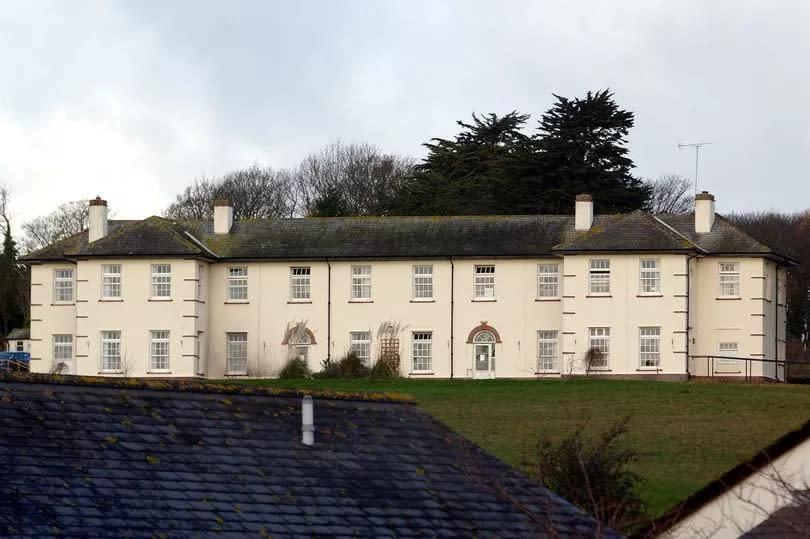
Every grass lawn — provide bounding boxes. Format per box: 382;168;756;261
218;377;810;517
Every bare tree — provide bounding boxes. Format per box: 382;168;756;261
645;173;693;214
294;141;414;216
21;200;90;254
165;164;297;220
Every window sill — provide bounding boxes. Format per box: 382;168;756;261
534;371;560;375
224;301;249;304
348;299;373;303
585;294;612;298
287;300;312;304
716;297;742;301
50;302;75;306
637;367;661;371
636;294;663;298
147;370;172;374
535;298;561;302
409;371;435;376
586;368;612;372
98;370;123;375
471;299;496;302
98;299;124;302
410;299;435;303
148;298;172;302
224;372;247;377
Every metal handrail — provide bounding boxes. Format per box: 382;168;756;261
688;355;797;382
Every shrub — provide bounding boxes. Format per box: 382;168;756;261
313;351;370;379
534;417;647;533
369;358;400;379
277;358;311;379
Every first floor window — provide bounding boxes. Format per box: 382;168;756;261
640;259;661;294
151;264;172;298
589;259;611;294
474;265;495;299
718;342;739;364
290;266;311;300
227;267;248;301
53;335;72;364
412;265;434;299
639;327;661;368
350;331;372;366
150;330;170;371
537;264;559;298
537;331;558;372
226;332;247;374
588;327;610;369
101;331;121;371
101;264;122;299
412;332;432;372
53;269;74;302
351;265;372;300
719;262;740;297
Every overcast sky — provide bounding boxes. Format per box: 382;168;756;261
1;0;808;232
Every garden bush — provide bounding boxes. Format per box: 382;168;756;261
277;358;311;379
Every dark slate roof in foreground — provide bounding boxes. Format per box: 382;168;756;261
0;374;614;538
19;212;797;263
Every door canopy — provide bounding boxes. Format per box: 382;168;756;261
466;323;501;344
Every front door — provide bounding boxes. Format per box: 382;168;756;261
474;344;494;379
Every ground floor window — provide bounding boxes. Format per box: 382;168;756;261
350;331;372;366
718;342;739;364
588;327;610;369
52;335;72;371
639;327;661;368
150;330;170;371
226;332;247;374
293;332;310;363
101;331;121;372
537;331;558;372
412;332;432;372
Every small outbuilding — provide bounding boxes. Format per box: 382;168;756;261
4;328;30;353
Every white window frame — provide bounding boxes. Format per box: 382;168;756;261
350;331;372;366
639;259;661;295
227;267;248;302
100;331;122;372
15;341;24;352
149;330;170;372
718;342;740;365
101;264;122;299
639;327;661;369
537;330;558;372
718;262;740;298
290;266;311;301
150;264;172;299
293;331;311;363
412;265;434;300
53;268;74;303
52;335;73;367
588;327;610;369
411;331;433;372
537;264;559;298
350;265;372;301
474;265;495;300
588;259;611;295
226;332;248;374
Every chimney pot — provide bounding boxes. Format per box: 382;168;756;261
214;199;234;234
302;395;314;446
575;194;594;232
88;196;108;242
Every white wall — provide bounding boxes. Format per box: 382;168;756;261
28;252;783;380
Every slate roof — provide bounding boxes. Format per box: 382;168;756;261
635;419;810;538
742;497;810;537
19;211;796;264
5;328;30;341
0;374;615;538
